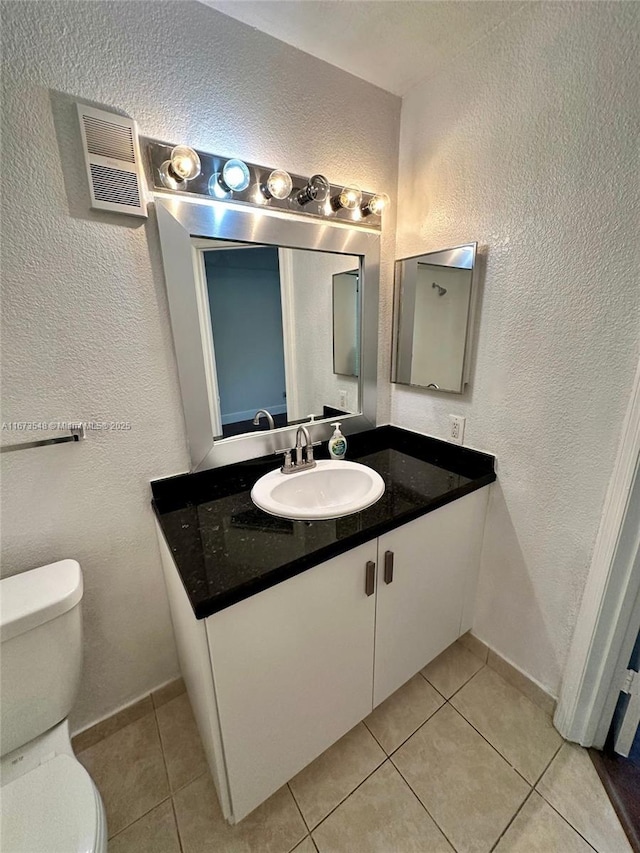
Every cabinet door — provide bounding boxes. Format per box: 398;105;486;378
374;487;489;707
206;540;377;822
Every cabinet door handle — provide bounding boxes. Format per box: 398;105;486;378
384;550;394;584
365;561;376;596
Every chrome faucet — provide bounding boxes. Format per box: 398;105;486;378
277;425;318;474
253;409;275;430
294;426;314;468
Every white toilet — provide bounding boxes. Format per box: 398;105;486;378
0;560;107;852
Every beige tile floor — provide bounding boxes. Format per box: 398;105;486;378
79;640;634;853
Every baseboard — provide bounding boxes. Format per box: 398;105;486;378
460;631;557;717
71;676;185;754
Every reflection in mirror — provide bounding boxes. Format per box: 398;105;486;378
392;243;477;394
155;197;380;471
333;270;359;378
198;240;361;439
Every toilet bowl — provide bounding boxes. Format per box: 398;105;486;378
0;560;107;852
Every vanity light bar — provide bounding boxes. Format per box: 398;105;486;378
144;139;388;230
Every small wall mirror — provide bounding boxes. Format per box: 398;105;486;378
392;243;478;394
332;270;359;378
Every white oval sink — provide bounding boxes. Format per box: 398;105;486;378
251;459;385;520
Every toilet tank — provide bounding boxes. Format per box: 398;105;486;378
0;560;83;757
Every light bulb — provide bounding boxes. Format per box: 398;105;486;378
262;169;293;200
170;145;201;180
330;185;362;212
159;161;186;190
296;174;330;206
159;144;201;189
208;173;232;199
362;192;390;217
220;158;250;192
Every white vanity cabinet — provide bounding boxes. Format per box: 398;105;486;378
373;488;489;706
157;484;490;824
205;540;377;823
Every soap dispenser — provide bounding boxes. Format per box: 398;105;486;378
328;422;347;460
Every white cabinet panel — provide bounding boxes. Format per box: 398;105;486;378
156;522;232;820
206;540;377;822
373;488;489;706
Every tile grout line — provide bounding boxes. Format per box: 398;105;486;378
534;794;600;853
170;797;185;853
106;794;173;842
173;768;209;797
416;671;448;703
363;694;445;757
491;741;600;853
287;781;312;833
362;718;388;753
306;753;388;835
532;740;563;789
74;679;186;755
101;705;174;842
389;699;535;852
488;787;536;852
452;661;557;724
443;701;540;788
152;703;205;852
435;648;554;714
444;660;563;786
420;658;486;703
153;704;173;794
533;743;602;853
155;696;209;798
383;698;529;790
442;661;486;701
389;754;460;852
284;832;313;853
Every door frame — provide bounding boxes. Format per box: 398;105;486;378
194;240;290;432
611;590;640;754
555;357;640;747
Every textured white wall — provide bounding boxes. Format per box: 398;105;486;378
0;0;399;731
394;1;640;695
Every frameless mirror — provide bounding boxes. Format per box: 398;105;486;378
155;198;380;471
200;241;360;439
392;243;478;394
332;270;359;378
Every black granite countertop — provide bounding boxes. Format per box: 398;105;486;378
151;426;496;619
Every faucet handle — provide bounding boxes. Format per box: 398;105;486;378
306;441;322;463
275;448;293;472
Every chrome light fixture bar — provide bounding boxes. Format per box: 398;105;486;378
144;139;387;230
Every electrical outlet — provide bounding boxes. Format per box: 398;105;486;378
449;415;465;445
339;389;347;409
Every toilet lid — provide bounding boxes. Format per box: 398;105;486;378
0;754;100;853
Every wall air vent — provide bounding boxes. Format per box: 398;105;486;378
77;104;147;218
